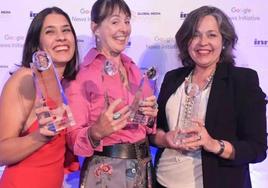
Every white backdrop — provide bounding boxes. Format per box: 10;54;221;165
0;0;267;187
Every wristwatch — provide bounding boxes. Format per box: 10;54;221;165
216;140;225;155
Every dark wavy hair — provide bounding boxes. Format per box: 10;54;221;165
176;6;238;67
21;7;79;80
91;0;131;24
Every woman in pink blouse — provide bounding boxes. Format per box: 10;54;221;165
64;0;158;187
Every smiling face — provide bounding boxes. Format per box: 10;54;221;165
188;15;223;70
39;13;75;67
92;7;131;57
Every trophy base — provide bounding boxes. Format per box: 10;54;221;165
174;132;196;145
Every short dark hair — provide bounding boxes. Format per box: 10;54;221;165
176;6;238;67
21;7;79;80
91;0;131;24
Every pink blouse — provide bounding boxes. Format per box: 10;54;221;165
65;48;156;157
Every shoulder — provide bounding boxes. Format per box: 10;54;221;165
0;67;35;134
0;67;35;116
163;66;191;81
2;67;33;94
231;66;257;76
227;66;265;100
166;66;189;75
217;63;259;82
121;52;133;64
229;66;259;83
1;67;35;108
64;66;95;95
73;61;101;86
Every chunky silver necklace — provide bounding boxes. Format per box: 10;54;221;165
184;70;215;97
182;69;215;128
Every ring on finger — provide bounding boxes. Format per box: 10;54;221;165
112;112;121;120
153;103;158;109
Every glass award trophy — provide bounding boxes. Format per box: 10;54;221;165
103;60;118;76
103;60;157;127
128;67;157;126
174;80;201;145
102;60;157;127
31;51;75;132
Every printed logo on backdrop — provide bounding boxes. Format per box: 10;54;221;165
0;64;9;70
136;11;161;16
0;33;23;71
132;9;161;21
0;10;12;20
71;8;91;22
30;11;38;19
0;34;24;49
229;7;260;21
254;38;268;47
179;11;188;20
146;36;177;50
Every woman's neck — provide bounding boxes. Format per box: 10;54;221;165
191;66;216;90
193;65;215;79
98;48;121;64
54;64;65;79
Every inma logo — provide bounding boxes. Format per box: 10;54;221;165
179;11;188;19
254;38;268;47
30;11;38;19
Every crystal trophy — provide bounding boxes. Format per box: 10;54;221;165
31;51;75;132
103;60;157;126
102;60;118;109
128;67;157;125
103;60;118;76
174;80;201;145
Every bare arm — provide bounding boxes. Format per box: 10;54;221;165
0;69;55;166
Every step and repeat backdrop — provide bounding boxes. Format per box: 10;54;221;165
0;0;267;187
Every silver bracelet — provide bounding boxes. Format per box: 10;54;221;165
88;127;100;148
